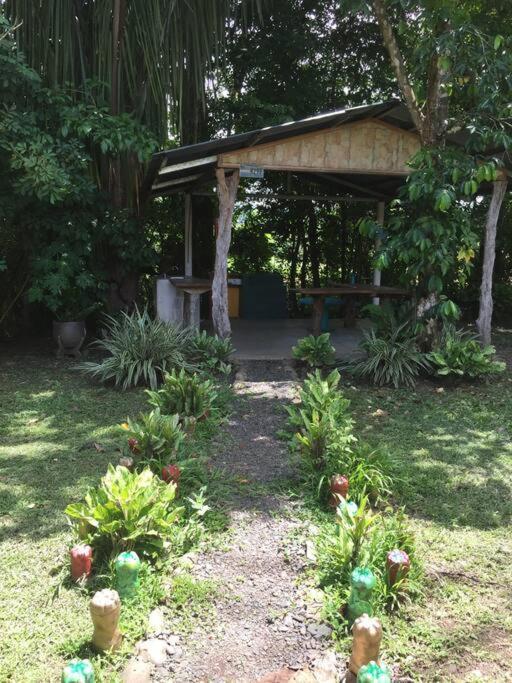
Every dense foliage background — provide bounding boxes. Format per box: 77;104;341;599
1;0;512;339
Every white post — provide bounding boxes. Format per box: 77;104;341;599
184;193;193;277
372;201;385;305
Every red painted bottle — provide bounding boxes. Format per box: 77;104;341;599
162;464;181;486
70;544;93;581
329;474;349;508
386;549;410;586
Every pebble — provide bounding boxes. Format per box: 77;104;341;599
136;638;168;666
121;658;152;683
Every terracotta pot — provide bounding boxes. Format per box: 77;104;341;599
53;321;86;358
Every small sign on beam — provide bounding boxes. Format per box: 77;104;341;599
240;164;264;179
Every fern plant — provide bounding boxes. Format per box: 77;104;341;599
78;308;193;389
146;369;218;425
292;333;336;368
351;322;430;388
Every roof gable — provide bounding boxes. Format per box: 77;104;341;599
219;119;420;176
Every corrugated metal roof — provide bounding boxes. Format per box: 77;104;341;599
143;99;413;198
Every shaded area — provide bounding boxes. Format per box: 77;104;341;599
346;377;512;530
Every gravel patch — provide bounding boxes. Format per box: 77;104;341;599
153;361;341;682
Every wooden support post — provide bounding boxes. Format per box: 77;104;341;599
372;201;385;305
184;193;193;277
212;168;240;338
476;178;508;345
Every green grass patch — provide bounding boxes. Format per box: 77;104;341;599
0;352;231;681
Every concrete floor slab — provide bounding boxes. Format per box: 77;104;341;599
222;318;365;360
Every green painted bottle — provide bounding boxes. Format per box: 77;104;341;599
115;550;141;599
347;566;376;624
357;661;391;682
61;659;95;683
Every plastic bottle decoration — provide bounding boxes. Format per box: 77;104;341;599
336;498;359;518
328;474;349;508
90;589;122;652
70;544;93;582
127;437;140;455
115;550;141;599
347;567;376;624
349;614;383;674
386;549;410;586
357;661;391;683
61;658;95;683
161;464;181;488
119;456;134;470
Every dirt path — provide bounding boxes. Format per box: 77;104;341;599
155;361;339;682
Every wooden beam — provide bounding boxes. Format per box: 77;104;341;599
192;191;377;204
211;168;240;338
311;173;390;201
157;155;217;176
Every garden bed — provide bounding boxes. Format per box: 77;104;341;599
0;341;511;681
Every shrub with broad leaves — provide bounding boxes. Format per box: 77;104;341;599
428;325;505;379
146;369;218;428
65;465;183;560
292;333;336;368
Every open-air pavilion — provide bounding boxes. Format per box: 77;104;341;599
142;99;458;358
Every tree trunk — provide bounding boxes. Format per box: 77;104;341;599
372;0;423;134
476;178;508;345
212;168;240;338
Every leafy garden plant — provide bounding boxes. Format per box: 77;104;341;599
189;331;234;374
351;321;431;388
292;333;336;368
317;503;420;620
122;409;186;465
286;369;356;487
428;325;505;379
79;308;193;389
65;465;183;560
146;369;218;427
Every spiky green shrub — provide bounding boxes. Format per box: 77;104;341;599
65;465;183;560
292;333;336;368
189;331;234;373
146;369;217;425
340;443;393;506
286;369;355;480
317;503;420;620
351;322;430;388
123;409;186;464
428;325;505;378
78;308;193;389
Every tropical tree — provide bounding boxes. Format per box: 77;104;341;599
352;0;512;342
4;0;261;309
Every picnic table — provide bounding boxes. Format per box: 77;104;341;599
293;284;412;336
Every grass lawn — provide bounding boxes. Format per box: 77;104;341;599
1;338;511;681
341;333;512;681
